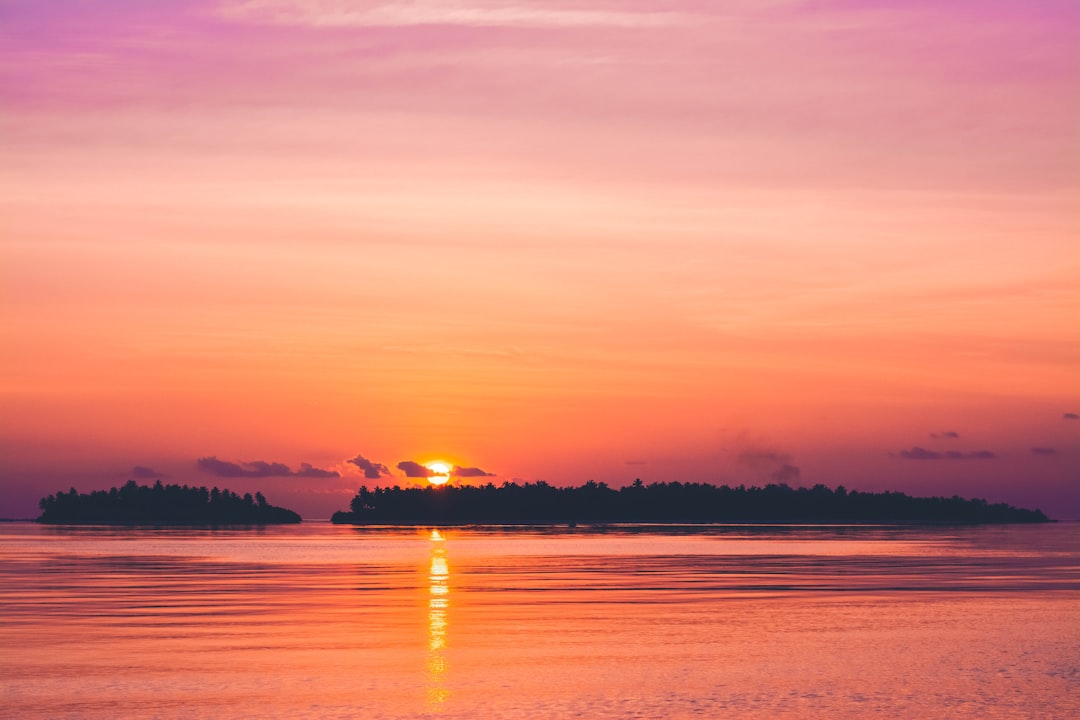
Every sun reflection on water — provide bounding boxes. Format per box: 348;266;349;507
427;529;449;708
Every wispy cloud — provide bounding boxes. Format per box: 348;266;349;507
1065;413;1079;420
131;465;166;480
397;460;435;478
1030;447;1057;456
771;463;801;484
736;441;800;484
930;431;960;439
897;447;996;460
737;448;792;467
219;0;690;29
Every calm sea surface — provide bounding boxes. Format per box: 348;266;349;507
1;522;1078;720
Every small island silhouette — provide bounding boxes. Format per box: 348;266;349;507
331;480;1051;525
37;480;302;525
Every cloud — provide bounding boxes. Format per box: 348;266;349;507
131;465;165;480
295;462;340;478
625;460;647;466
347;454;390;480
737;448;793;467
771;463;801;484
900;447;941;460
1030;447;1057;456
196;456;340;478
452;465;494;477
897;447;996;460
197;457;257;477
397;460;435;478
1065;413;1079;420
244;460;295;476
220;0;689;30
930;431;960;439
736;441;800;485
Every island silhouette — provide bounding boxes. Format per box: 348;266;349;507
331;480;1050;525
37;480;302;525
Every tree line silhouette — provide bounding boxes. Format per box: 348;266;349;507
37;480;301;524
331;480;1050;525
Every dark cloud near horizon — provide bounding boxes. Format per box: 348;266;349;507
295;462;339;478
198;457;273;477
772;463;801;484
898;447;996;460
452;466;495;477
737;445;801;485
1065;413;1079;420
131;465;165;480
930;431;960;439
347;454;390;479
1030;447;1057;456
246;460;293;476
196;456;340;478
737;448;792;466
397;460;435;478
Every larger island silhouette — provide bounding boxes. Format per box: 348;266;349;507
37;480;301;525
331;480;1050;525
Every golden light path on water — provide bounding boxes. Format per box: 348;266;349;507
427;529;449;708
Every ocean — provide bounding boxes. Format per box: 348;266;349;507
2;522;1077;719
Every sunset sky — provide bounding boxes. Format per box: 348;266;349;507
2;0;1077;519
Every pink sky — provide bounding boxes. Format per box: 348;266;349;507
2;0;1078;519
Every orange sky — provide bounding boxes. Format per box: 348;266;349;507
2;0;1078;518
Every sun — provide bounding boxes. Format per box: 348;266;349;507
426;462;451;486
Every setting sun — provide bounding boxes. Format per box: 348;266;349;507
426;463;451;486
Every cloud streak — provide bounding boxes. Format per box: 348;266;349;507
771;463;801;484
196;456;340;478
736;443;800;485
897;447;996;460
452;465;495;477
220;0;690;29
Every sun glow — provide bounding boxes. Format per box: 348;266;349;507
426;462;451;486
